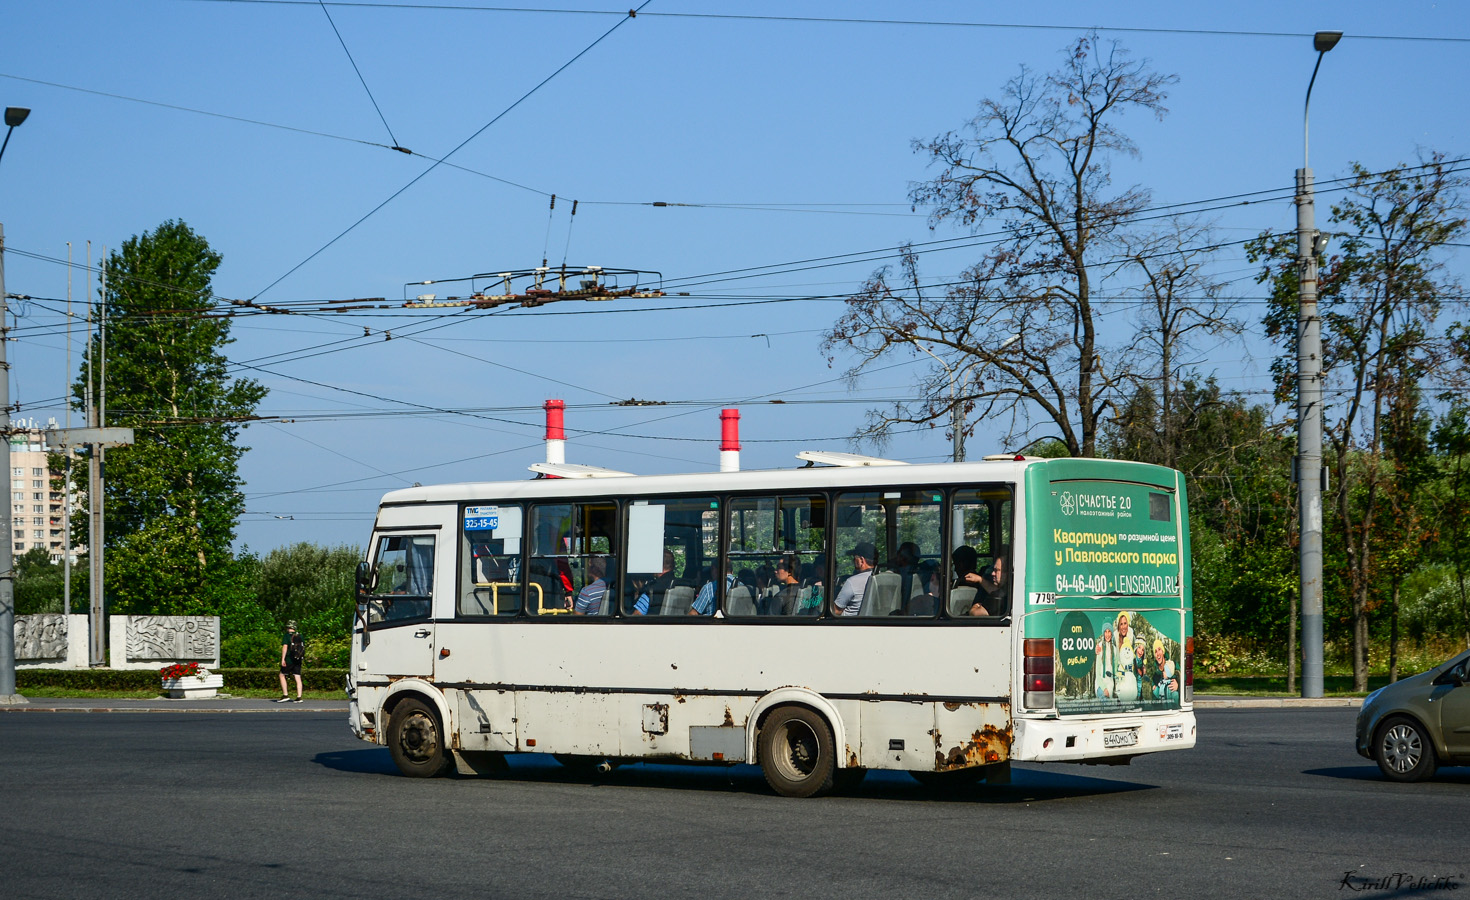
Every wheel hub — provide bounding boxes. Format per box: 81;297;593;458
1382;725;1421;772
400;712;438;762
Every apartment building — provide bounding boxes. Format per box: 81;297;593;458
8;421;85;562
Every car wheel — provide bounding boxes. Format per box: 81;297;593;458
1374;715;1437;783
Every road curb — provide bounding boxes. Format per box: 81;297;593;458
1194;697;1362;708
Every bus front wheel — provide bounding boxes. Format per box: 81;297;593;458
758;706;836;798
388;698;450;777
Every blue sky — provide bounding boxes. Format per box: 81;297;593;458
2;1;1467;551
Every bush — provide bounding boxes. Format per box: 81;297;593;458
216;668;348;692
16;668;157;691
16;667;349;692
306;633;351;668
221;631;283;667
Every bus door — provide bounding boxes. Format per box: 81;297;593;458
360;531;439;678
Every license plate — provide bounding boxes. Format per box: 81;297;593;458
1102;729;1139;748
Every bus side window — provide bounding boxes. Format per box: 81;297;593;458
370;534;434;623
624;497;718;616
724;495;826;617
949;488;1013;619
529;502;618;616
460;504;523;617
832;489;941;618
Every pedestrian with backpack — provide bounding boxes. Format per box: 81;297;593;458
276;621;306;703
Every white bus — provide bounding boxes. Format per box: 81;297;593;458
347;454;1196;796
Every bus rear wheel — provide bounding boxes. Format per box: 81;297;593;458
388;698;449;778
758;706;836;798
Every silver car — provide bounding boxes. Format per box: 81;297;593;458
1356;649;1470;782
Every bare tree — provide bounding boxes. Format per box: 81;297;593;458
824;35;1179;457
1116;220;1240;468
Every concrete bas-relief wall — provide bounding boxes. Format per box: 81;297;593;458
108;615;220;670
14;614;89;669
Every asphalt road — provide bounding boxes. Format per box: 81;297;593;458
1;708;1464;900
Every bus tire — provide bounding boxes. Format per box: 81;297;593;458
1374;715;1437;783
387;697;450;778
758;706;836;798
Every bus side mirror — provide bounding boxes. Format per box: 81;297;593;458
356;560;377;596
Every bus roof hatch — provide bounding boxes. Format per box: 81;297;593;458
796;451;909;467
528;462;635;478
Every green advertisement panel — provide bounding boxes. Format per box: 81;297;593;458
1037;480;1182;602
1054;608;1183;715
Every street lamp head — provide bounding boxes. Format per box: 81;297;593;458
1313;31;1343;53
4;108;29;128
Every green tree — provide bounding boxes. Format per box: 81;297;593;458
73;220;266;615
1432;403;1470;650
1106;378;1297;651
1248;155;1466;690
253;543;361;667
13;549;88;615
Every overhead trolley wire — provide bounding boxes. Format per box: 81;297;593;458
172;2;1470;44
248;2;652;300
0;72;398;152
316;0;405;150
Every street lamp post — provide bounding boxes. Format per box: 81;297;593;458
1298;32;1340;700
1;105;31;705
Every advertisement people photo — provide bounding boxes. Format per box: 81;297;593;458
277;621;306;703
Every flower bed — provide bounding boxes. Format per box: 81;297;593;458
160;663;224;699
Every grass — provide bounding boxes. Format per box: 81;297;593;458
1193;674;1395;697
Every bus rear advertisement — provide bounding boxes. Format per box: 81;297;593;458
1028;468;1190;719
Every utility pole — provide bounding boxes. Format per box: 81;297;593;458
0;223;21;703
63;243;71;620
1297;31;1341;700
89;253;105;665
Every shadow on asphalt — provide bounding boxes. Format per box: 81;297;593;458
1304;764;1470;785
312;748;401;776
312;748;1158;802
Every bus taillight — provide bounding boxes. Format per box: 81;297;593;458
1023;638;1054;709
1183;636;1194;703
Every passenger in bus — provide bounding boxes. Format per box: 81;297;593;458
904;560;941;616
689;566;719;616
894;541;921;601
754;564;779;614
772;555;803;615
632;550;678;615
971;550;1009;616
795;560;823;614
832;541;875;616
950;546;989;615
574;556;609;615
